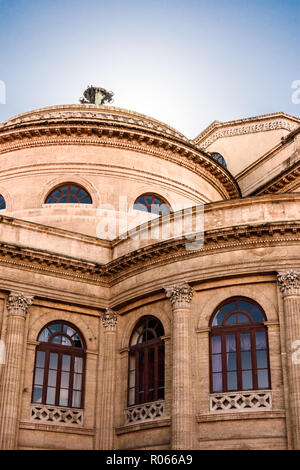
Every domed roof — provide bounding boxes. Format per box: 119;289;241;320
0;104;189;142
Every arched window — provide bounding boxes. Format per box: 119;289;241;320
133;194;171;216
45;184;92;204
128;316;165;406
32;321;86;408
209;297;270;393
211;152;227;168
0;194;6;210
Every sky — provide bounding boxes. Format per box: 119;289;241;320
0;0;299;138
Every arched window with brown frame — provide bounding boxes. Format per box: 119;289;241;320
209;297;271;393
32;321;86;409
45;183;92;204
128;316;165;406
133;193;171;216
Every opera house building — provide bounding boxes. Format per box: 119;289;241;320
0;96;299;450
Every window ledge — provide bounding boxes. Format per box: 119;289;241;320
116;417;170;435
209;390;272;413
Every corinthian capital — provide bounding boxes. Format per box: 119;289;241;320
277;270;300;297
101;308;118;332
6;292;34;317
164;282;194;309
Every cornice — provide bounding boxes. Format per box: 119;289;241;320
194;113;300;149
0;119;240;200
0;220;298;287
253;160;300;195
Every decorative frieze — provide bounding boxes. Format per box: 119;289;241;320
125;400;165;425
277;270;300;296
210;391;272;413
30;404;83;426
164;282;193;309
198;120;299;149
101;308;118;331
6;292;34;317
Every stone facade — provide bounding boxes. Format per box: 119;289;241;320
0;104;299;450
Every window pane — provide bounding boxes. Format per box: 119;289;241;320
225;314;236;325
241;352;252;370
238;300;254;312
221;302;236;315
257;369;269;388
212;310;225;326
62;355;71;371
227;372;237;390
128;388;135;406
61;372;70;388
73;373;82;391
59;388;69;406
212;336;221;353
61;336;72;346
34;368;44;385
46;387;56;405
226;353;236;371
36;350;45;367
256;350;268;369
63;325;76;337
38;329;51;343
240;333;251;351
72;334;82;347
74;356;83;374
242;371;253;389
226;335;236;352
250;307;264;322
33;386;43;403
51;335;61;345
72;391;81;408
48;370;57;387
49;353;58;369
237;314;250;323
212;373;223;392
256;332;266;349
212;354;222;372
48;324;62;334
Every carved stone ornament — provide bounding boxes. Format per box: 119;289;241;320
277;270;300;297
6;292;34;317
101;308;118;331
164;282;194;309
79;86;114;105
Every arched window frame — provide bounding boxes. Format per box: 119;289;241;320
32;321;86;409
209;297;271;393
0;194;6;210
128;316;165;406
133;193;171;216
45;183;92;204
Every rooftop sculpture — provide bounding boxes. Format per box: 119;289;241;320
79;85;114;105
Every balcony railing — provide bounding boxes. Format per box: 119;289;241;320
210;390;272;413
125;400;165;425
30;404;83;426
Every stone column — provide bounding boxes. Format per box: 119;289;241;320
277;270;300;449
98;308;118;449
164;282;194;450
0;292;34;449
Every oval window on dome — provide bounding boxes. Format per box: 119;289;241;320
0;195;6;210
211;152;227;168
45;184;92;204
133;194;171;216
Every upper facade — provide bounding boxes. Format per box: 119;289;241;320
0;104;240;238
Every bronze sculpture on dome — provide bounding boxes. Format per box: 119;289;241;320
79;85;114;105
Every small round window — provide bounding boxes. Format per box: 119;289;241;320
45;184;92;204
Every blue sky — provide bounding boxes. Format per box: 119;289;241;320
0;0;299;138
